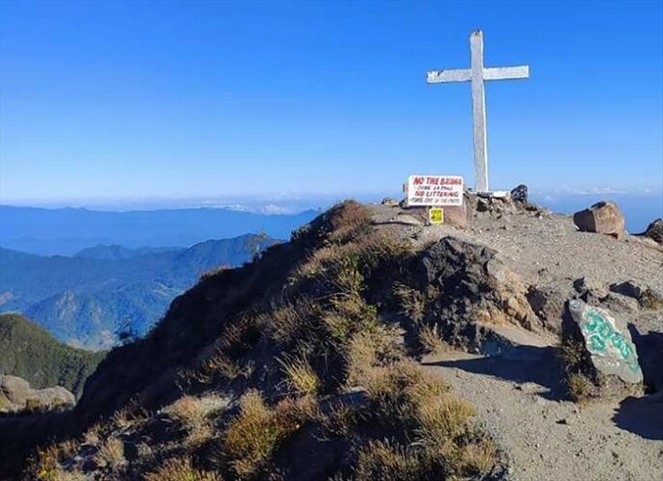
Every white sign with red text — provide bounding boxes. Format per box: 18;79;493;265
406;175;464;207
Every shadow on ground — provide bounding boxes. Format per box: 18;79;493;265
628;326;663;392
422;345;567;401
612;393;663;441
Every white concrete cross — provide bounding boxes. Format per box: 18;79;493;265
427;30;529;193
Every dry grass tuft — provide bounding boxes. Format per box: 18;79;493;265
144;457;222;481
201;349;241;381
353;440;419;481
364;360;449;421
26;440;81;481
415;396;476;440
164;396;208;429
321;401;361;439
327;201;373;244
222;390;316;478
82;424;102;446
223;390;275;478
94;437;125;470
278;355;320;395
417;323;448;355
393;284;427;323
164;395;227;447
458;437;498;476
567;372;593;403
110;404;148;431
345;326;401;387
559;337;586;368
29;444;60;481
273;395;319;434
265;300;313;346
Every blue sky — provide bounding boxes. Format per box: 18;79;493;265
1;0;662;204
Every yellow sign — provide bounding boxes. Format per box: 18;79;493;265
429;207;444;224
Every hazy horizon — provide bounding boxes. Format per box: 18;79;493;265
1;190;661;234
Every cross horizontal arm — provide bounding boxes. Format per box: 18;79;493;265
426;69;471;83
483;65;529;80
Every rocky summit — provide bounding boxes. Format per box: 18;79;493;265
1;193;662;481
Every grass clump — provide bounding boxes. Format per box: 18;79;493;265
278;355;320;396
163;395;227;446
221;390;317;478
94;437;125;470
415;396;476;440
566;372;593;403
164;395;208;429
363;360;449;422
353;440;421;481
144;457;222;481
417;323;449;355
25;440;80;481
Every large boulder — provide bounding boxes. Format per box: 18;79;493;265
572;201;625;238
640;218;663;243
27;386;75;411
0;374;74;413
413;237;542;352
562;299;643;401
0;375;31;406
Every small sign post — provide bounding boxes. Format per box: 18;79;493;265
429;208;444;224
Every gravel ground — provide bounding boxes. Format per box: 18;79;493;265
370;203;663;481
422;350;663;481
372;204;663;294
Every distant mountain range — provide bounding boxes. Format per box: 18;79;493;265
0;313;105;398
0;205;319;256
0;235;278;349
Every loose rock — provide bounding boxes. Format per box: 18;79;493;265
526;286;566;335
640;218;663;243
572;201;626;239
510;184;528;203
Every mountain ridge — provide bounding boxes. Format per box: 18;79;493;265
0;234;279;348
0;205;318;256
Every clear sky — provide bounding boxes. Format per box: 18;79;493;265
1;0;662;204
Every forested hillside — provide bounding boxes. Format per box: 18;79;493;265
0;314;105;397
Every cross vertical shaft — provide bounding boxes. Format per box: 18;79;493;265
470;31;488;192
426;30;529;193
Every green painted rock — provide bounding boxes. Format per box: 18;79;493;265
568;299;643;384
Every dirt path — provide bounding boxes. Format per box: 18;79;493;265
422;350;663;481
